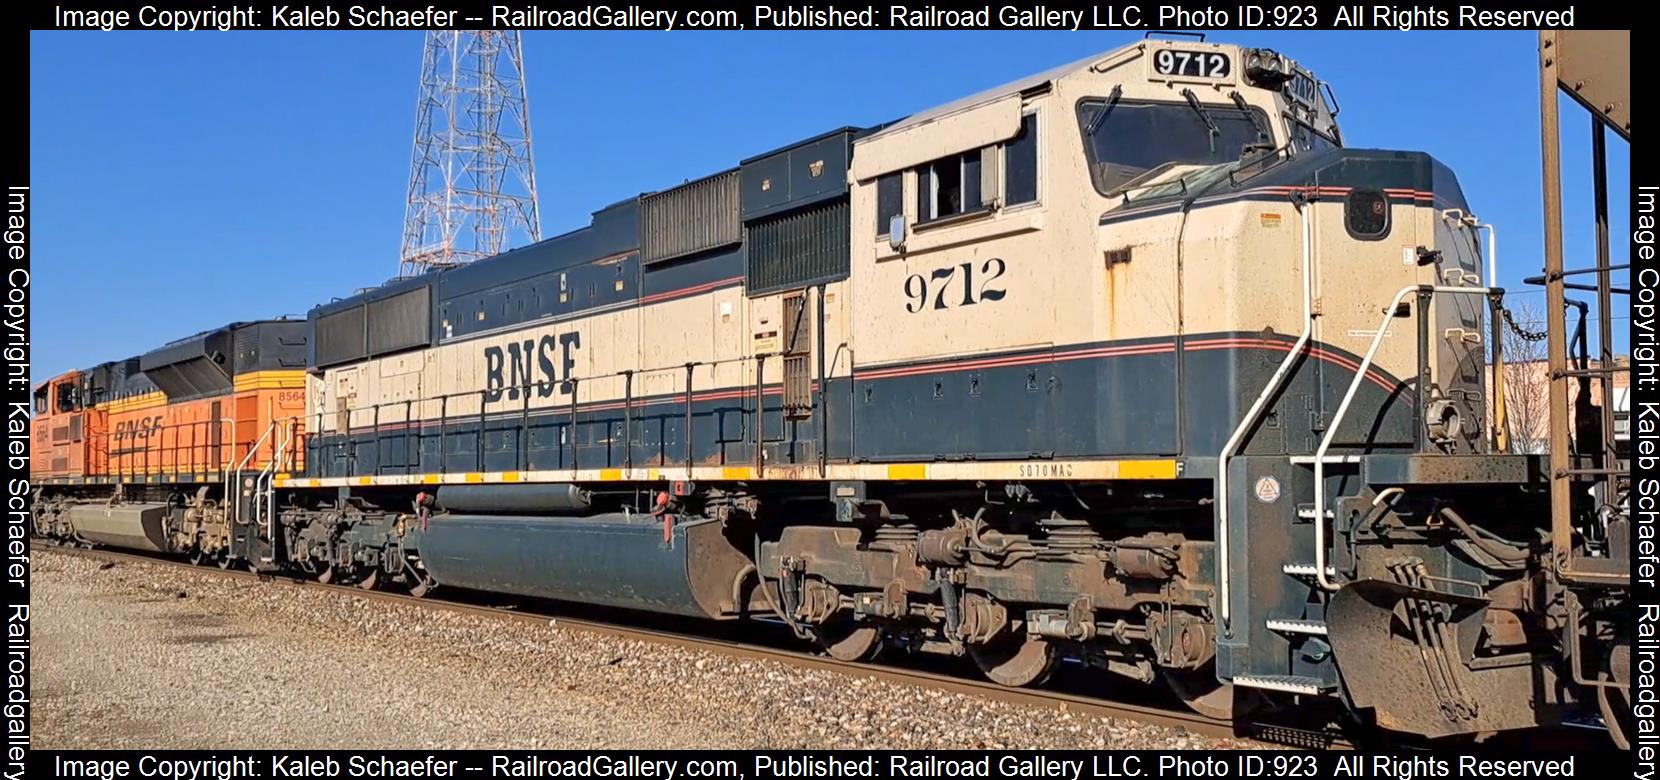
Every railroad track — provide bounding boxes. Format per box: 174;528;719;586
36;541;1354;748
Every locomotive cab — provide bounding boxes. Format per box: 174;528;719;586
844;41;1350;460
31;371;100;480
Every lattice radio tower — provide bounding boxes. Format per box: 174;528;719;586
399;31;542;277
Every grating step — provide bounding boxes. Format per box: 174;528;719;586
1233;674;1331;695
1266;618;1329;636
1282;563;1337;578
1296;506;1334;520
1288;455;1360;465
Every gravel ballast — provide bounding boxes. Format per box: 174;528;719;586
34;548;1261;749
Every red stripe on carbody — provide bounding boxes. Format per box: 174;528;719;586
639;275;744;305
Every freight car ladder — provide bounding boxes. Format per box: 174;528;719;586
1537;30;1630;588
1536;29;1631;746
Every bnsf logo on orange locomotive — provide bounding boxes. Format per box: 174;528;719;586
115;415;163;441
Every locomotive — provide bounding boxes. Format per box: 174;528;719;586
32;39;1630;741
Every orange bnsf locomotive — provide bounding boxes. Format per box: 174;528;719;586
33;321;306;559
34;40;1631;742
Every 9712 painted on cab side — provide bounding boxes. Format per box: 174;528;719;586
33;40;1630;742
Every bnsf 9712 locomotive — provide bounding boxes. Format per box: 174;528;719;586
33;40;1630;741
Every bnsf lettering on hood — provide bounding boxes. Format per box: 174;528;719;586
483;332;581;402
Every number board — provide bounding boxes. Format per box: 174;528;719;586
1286;71;1318;107
1150;48;1231;80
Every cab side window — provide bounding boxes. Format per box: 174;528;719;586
32;386;47;415
56;384;79;413
916;151;983;223
901;109;1041;227
1004;113;1039;206
874;173;902;238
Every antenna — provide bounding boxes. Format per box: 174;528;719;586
399;31;542;278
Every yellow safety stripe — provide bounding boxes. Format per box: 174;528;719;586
273;459;1183;488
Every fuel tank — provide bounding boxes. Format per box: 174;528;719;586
413;512;752;619
68;503;172;552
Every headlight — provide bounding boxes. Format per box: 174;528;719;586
1244;48;1292;88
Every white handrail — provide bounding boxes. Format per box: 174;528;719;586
1309;284;1493;591
249;421;293;562
1441;209;1498;288
1215;197;1317;630
231;419;279;525
259;422;294;553
1475;222;1497;288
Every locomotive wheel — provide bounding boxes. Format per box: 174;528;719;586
968;637;1056;687
316;565;336;585
188;548;205;566
812;616;882;662
357;569;380;591
216;554;234;570
1163;669;1241;721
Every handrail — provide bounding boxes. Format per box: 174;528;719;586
1443;209;1511;452
256;421;294;560
333;353;760;433
1309;284;1493;592
1215;194;1316;631
316;351;785;478
232;419;280;525
100;416;238;486
1438;209;1497;287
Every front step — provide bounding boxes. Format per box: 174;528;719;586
1287;455;1360;465
1233;674;1332;695
1266;618;1329;636
1282;562;1337;578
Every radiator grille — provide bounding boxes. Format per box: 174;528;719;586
642;170;741;265
745;199;849;295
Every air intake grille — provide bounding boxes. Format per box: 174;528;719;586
745;199;849;295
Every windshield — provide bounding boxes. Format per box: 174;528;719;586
1290;120;1340;154
1077;99;1270;195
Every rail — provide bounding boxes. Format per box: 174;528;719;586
1215;191;1316;631
1308;284;1494;591
230;418;279;526
40;541;1315;747
257;421;296;562
304;351;794;480
96;416;239;485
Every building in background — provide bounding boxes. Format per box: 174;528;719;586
1485;355;1629;455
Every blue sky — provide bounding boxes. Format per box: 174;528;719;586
29;30;1631;378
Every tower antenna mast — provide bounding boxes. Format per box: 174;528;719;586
400;31;542;277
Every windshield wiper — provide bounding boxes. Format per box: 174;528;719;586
1229;90;1270;143
1085;84;1123;137
1180;88;1220;152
